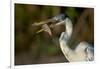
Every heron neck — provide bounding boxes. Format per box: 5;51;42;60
65;18;73;39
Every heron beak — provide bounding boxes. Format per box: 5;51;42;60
32;18;62;35
32;19;52;26
32;19;53;35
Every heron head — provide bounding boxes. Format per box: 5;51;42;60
32;14;70;36
51;14;68;23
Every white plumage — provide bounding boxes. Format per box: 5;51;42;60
58;16;94;62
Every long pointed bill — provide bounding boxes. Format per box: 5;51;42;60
32;19;52;26
36;24;52;36
32;18;63;36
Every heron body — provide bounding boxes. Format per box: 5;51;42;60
52;14;94;62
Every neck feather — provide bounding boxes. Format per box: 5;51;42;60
65;18;73;38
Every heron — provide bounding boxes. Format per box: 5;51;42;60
51;14;94;62
32;14;94;62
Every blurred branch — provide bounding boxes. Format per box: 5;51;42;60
69;8;94;48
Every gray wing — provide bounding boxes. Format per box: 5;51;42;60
85;46;94;61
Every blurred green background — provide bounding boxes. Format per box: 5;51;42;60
15;4;94;65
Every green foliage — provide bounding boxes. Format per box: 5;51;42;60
66;7;78;23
